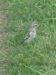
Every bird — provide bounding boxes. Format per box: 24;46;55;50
21;21;37;44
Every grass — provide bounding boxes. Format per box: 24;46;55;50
1;0;56;75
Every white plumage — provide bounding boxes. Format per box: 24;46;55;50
21;22;37;44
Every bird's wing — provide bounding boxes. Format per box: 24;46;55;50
24;32;30;40
20;33;30;44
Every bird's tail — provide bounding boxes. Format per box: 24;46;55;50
20;39;25;45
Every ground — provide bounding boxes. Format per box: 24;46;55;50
0;0;56;75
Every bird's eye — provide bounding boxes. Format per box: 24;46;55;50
33;25;36;27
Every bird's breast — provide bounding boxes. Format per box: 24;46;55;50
29;31;36;38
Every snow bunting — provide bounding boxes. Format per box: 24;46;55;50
21;22;37;44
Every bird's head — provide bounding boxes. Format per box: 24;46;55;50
31;22;37;28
